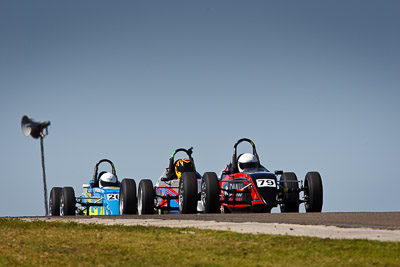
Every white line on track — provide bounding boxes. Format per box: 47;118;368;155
23;217;400;242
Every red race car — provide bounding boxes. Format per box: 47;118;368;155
201;138;323;213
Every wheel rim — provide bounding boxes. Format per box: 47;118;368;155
60;196;64;216
201;181;207;210
49;196;53;215
119;192;124;215
178;180;184;213
138;186;143;215
304;179;310;210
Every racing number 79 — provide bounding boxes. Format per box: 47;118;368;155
256;179;276;188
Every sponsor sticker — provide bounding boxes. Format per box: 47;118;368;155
107;194;119;200
256;179;276;188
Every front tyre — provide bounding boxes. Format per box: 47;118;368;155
138;179;155;215
179;172;197;214
49;187;62;216
119;179;137;215
201;172;220;213
60;187;76;216
280;172;300;213
305;172;323;212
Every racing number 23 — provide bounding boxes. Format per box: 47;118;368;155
256;179;276;188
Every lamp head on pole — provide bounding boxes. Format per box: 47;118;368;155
21;115;51;139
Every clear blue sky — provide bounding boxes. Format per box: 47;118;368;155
1;1;399;216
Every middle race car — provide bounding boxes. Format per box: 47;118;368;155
137;147;202;214
49;159;137;216
200;138;323;213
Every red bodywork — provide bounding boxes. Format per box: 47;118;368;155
219;173;264;211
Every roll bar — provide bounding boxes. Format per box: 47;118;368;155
167;147;194;178
92;159;117;187
231;138;260;173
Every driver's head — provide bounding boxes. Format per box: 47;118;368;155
175;159;195;179
238;153;259;172
99;172;118;187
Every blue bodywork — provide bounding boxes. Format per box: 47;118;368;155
154;172;202;214
77;180;121;215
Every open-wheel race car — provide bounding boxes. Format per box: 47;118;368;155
49;159;137;216
200;138;323;213
137;147;201;214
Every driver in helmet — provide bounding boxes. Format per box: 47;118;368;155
237;153;259;172
175;158;195;179
99;172;119;187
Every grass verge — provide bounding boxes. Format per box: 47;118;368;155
0;218;399;266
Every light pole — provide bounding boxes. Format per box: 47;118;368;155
21;115;51;216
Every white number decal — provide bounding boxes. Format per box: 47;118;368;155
107;194;119;200
256;179;276;188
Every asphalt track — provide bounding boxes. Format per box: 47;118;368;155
124;212;400;229
22;212;400;242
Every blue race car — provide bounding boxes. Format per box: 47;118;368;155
49;159;137;216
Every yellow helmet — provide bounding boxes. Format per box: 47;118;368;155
175;159;195;179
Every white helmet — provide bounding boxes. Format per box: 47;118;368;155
238;153;259;172
99;172;118;187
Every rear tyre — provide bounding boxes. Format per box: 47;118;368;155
305;172;323;212
60;187;76;216
179;172;198;214
119;179;137;215
201;172;220;213
280;172;299;213
49;187;62;216
138;179;155;215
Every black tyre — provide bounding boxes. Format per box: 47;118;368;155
280;172;300;213
119;178;137;215
179;172;198;214
305;172;323;212
138;179;155;215
49;187;62;216
60;187;76;216
201;172;220;213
